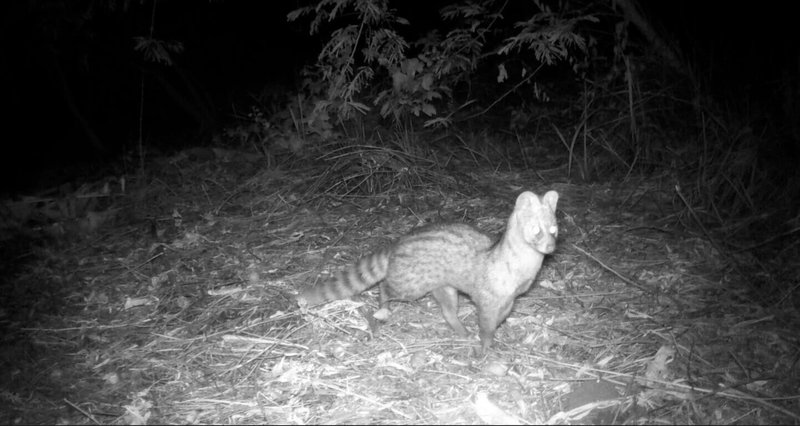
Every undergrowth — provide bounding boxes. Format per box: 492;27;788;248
206;0;800;304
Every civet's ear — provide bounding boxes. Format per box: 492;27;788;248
515;191;539;210
542;191;559;211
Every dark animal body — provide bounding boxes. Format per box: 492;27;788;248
298;190;559;354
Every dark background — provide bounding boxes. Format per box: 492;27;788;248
1;1;797;193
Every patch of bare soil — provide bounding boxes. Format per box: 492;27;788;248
1;153;798;424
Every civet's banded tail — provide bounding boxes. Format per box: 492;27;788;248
299;247;391;305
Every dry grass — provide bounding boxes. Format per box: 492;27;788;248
1;147;798;425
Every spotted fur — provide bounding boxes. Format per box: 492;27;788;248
298;190;559;354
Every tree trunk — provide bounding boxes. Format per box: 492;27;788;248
613;0;689;80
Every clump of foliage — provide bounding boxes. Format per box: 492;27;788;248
288;0;595;127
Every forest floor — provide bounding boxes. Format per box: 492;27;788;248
1;146;798;424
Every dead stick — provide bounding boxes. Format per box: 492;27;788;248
571;244;653;294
